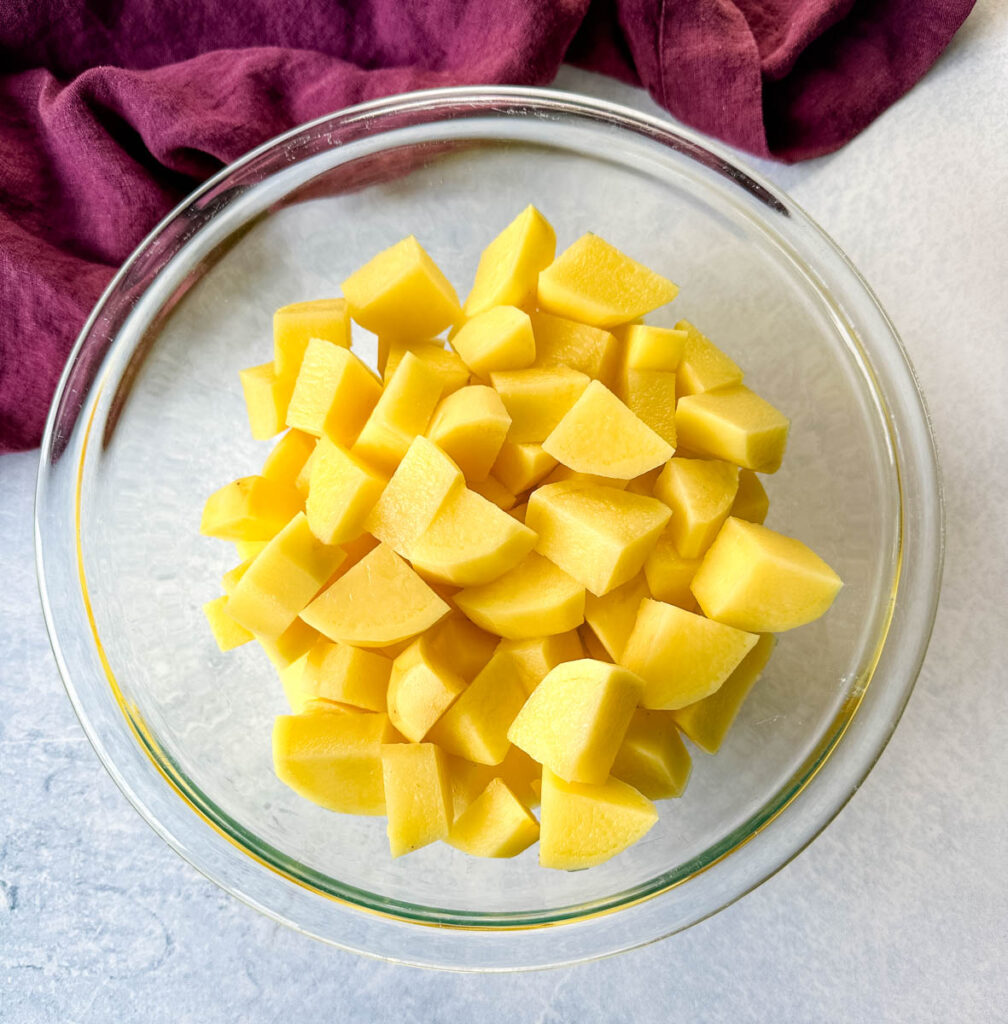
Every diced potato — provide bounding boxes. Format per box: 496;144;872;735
278;652;314;711
454;552;585;640
491;441;557;493
643;531;702;610
618;367;677;447
221;558;254;596
508;659;643;784
300;543;450;647
342;236;461;339
463;204;556;317
200;475;302;541
539;769;658;870
320;532;380;590
261;429;317;490
583;574;650;660
386;636;467;742
273;298;350;378
468;474;517;510
621;599;759;710
539;464;629;490
203;596;254;651
272;710;396;815
226;512;346;637
731;469;770;524
384;340;470;395
447;778;540;858
490;366;590;444
305;438;386;545
620;324;686;371
424;612;498;682
450;306;536;377
672;634;776;753
381;743;453;857
496;630;584;696
408;486;536;586
674;320;743;396
530;311;618;383
543;380;674;479
302;641;392;712
610;709;692;799
537;234;679;328
234;538;268;560
239;363;295;440
447;747;542;817
690;517;843;632
653;457;739;558
258;618;323;670
427;385;511;481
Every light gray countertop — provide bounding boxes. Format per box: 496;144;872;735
2;4;1006;1020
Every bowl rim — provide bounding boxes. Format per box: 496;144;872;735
35;84;944;970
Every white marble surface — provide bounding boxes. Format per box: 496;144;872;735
3;3;1007;1020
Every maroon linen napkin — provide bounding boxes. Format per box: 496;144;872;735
0;0;974;453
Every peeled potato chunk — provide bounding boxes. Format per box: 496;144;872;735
424;612;498;683
610;709;692;800
731;469;770;524
496;630;584;696
381;742;453;857
530;310;618;383
643;531;702;611
620;324;686;371
239;362;295;440
203;596;254;651
450;306;536;377
583;574;650;661
468;474;517;510
261;429;316;491
305;438;386;545
447;778;540;858
427;385;511;481
490;366;590;444
653;457;739;559
383;340;470;396
618;367;678;447
447;747;542;817
273;298;350;379
302;641;392;712
491;441;558;493
200;475;302;541
386;635;467;742
674;320;743;397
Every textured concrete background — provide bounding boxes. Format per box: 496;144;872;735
2;3;1006;1020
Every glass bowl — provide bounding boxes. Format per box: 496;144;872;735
35;87;942;970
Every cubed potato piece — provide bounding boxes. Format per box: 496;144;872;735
508;659;643;785
618;367;677;447
300;543;450;647
272;710;396;815
285;339;382;442
454;552;585;640
427;385;511;481
526;481;670;596
277;652;313;712
621;599;759;709
427;648;528;765
221;558;254;596
583;574;650;660
643;531;702;610
491;441;557;493
305;438;386;545
691;517;843;632
364;435;463;555
539;464;629;490
302;641;392;712
468;474;517;510
408;486;536;587
537;234;679;328
579;623;613;663
530;311;618;383
620;324;686;371
424;612;499;682
239;362;295;440
539;769;658;870
203;596;254;651
383;340;470;396
342;236;460;339
273;298;351;378
261;429;317;490
351;352;447;474
386;636;467;742
450;306;536;377
447;778;540;858
226;512;346;637
381;743;454;857
233;539;267;560
200;475;303;541
674;320;743;397
731;469;770;524
464;205;556;317
496;630;584;696
490;366;590;444
543;380;674;479
319;532;380;591
675;385;790;473
447;747;542;817
625;465;663;496
653;457;739;558
610;709;692;799
258;618;323;670
672;633;776;753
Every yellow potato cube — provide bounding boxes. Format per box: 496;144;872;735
342;236;461;339
386;636;467;742
643;531;702;610
278;652;314;712
302;641;392;712
468;474;517;510
543;380;674;479
272;710;396;815
293;442;318;498
530;311;618;383
427;385;511;481
261;429;317;490
508;659;643;785
731;469;770;524
226;511;346;637
583;574;650;660
233;538;267;560
491;441;557;493
672;633;776;753
489;366;590;444
621;599;759;709
450;306;536;377
540;464;630;490
273;298;350;379
463;204;557;317
539;769;658;870
239;362;295;440
447;747;542;817
620;324;686;371
220;558;253;596
305;438;386;545
526;481;670;596
610;709;692;800
200;475;302;541
674;320;743;396
257;618;323;670
300;543;450;647
424;612;498;682
321;532;379;590
447;778;540;858
409;486;536;587
351;352;446;474
381;743;453;857
383;340;470;397
497;630;584;696
675;384;790;473
653;457;740;558
618;367;678;447
454;553;585;640
203;596;254;651
691;517;843;632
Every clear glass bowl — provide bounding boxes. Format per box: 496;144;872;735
35;87;943;970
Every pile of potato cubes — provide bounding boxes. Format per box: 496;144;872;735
201;206;843;869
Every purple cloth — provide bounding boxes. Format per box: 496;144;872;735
0;0;974;452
